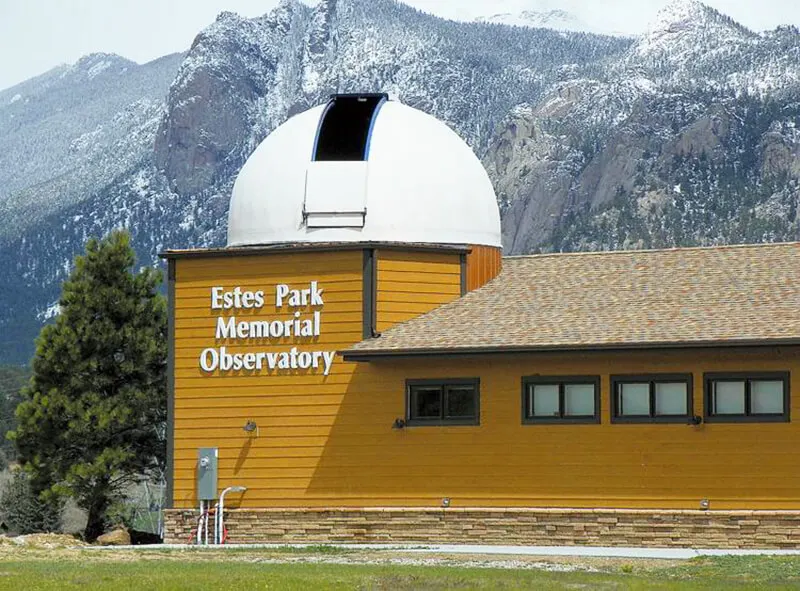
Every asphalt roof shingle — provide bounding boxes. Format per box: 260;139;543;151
344;242;800;356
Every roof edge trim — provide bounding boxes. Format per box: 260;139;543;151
340;338;800;361
160;241;472;260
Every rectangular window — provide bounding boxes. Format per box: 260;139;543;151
406;379;479;426
611;374;692;423
705;372;789;423
522;376;600;424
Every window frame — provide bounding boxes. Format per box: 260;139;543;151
704;371;790;423
610;373;693;424
521;375;601;425
405;378;480;426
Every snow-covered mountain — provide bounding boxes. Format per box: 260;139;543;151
1;0;799;364
0;53;184;239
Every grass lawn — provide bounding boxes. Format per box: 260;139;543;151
2;544;800;590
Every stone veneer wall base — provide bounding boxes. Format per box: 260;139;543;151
163;507;800;549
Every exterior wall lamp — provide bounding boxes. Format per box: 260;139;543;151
392;418;406;429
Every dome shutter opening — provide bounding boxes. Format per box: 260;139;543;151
304;94;387;229
313;94;387;162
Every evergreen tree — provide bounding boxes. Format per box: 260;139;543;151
9;230;166;541
0;365;30;466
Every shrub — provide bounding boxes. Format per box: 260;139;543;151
0;469;63;534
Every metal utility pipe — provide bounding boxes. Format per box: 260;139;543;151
212;502;219;545
204;502;209;545
217;486;247;544
196;500;204;545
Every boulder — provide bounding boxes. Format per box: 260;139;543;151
96;527;131;546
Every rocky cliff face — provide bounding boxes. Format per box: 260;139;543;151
486;0;800;253
0;0;799;364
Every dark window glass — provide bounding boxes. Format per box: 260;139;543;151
410;387;441;420
406;380;479;426
445;386;476;419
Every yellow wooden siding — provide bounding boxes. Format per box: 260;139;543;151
297;348;800;510
173;249;800;511
172;250;364;508
465;245;502;291
374;250;461;333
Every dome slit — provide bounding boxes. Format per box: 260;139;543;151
313;93;388;162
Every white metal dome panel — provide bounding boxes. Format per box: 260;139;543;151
226;97;501;248
304;161;368;228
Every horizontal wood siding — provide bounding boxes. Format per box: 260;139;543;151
374;250;461;334
465;245;502;292
173;249;800;511
172;250;363;508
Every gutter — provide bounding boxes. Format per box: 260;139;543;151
340;338;800;362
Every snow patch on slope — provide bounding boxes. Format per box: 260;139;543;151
37;302;60;321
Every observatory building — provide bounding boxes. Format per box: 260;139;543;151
163;94;800;548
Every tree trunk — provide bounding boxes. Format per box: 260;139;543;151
83;496;108;542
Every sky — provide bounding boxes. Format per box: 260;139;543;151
1;0;799;92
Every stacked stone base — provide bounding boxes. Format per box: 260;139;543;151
164;507;800;549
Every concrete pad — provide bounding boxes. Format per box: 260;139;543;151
81;542;800;559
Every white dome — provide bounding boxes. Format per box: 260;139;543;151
227;97;501;248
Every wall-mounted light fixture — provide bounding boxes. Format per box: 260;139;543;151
699;498;710;510
392;418;406;430
243;420;259;436
689;416;703;426
441;497;451;508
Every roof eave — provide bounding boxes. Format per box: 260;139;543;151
159;241;473;260
340;338;800;362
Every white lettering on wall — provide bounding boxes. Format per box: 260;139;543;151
200;282;334;376
210;286;265;310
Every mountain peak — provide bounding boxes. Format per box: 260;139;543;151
74;52;131;68
631;0;754;64
653;0;711;26
647;0;751;35
70;53;135;80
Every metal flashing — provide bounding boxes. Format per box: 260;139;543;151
340;340;800;362
159;242;471;260
362;249;377;339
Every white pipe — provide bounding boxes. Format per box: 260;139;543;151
204;502;209;545
217;486;247;544
213;503;219;545
196;501;203;545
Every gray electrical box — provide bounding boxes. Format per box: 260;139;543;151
197;447;218;501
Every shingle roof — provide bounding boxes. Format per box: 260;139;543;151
344;242;800;357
